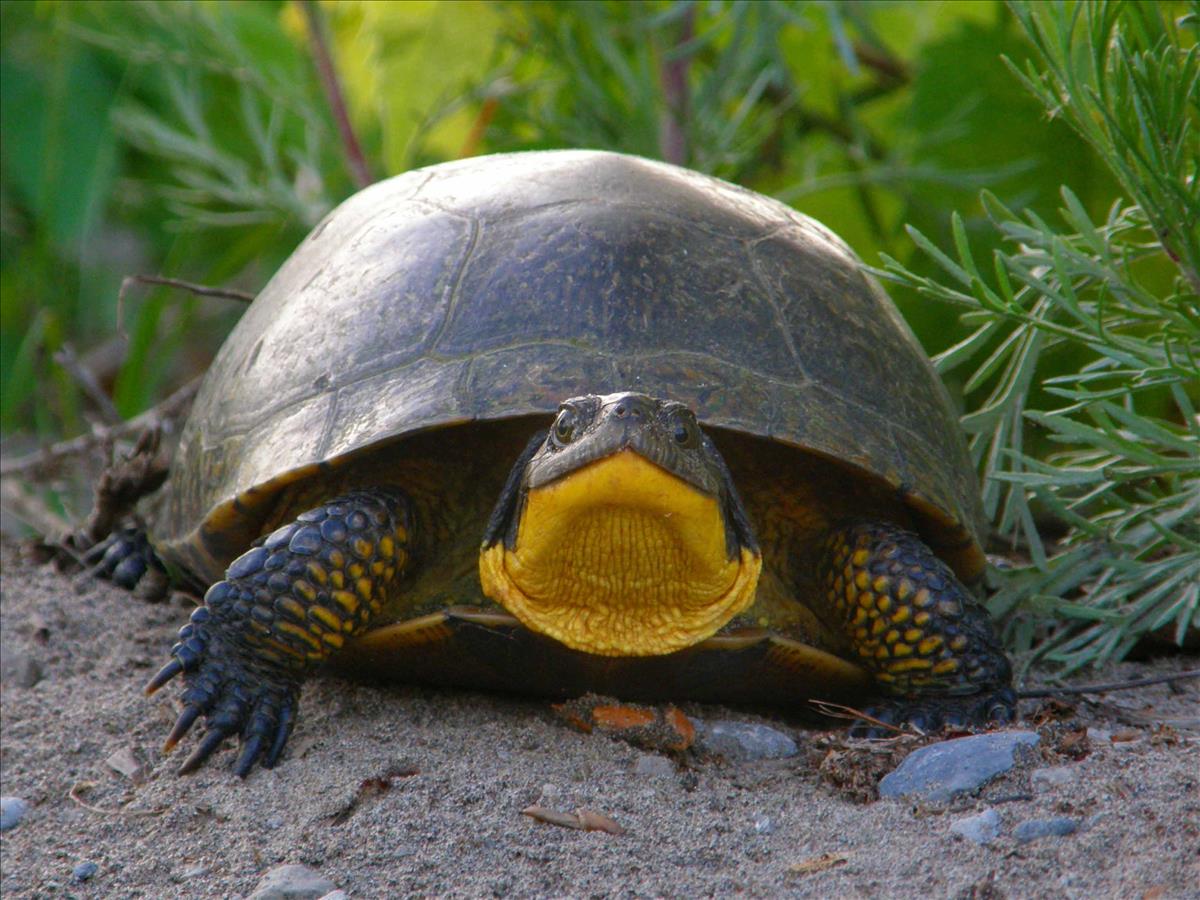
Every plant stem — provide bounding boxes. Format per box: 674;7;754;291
658;4;694;166
299;0;372;188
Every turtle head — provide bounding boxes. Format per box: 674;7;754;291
479;392;761;656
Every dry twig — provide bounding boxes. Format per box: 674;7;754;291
0;376;199;482
808;699;918;736
1018;669;1200;699
300;0;372;188
68;782;164;818
53;342;122;425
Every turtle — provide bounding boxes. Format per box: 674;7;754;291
101;150;1014;777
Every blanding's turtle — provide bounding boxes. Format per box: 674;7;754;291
105;151;1013;776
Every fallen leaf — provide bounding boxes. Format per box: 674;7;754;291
788;852;848;875
521;804;625;835
574;808;625;835
592;705;656;730
552;694;696;752
329;762;419;825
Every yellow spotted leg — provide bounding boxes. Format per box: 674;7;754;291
818;521;1015;732
145;488;413;776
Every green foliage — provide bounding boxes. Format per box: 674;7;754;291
878;1;1199;671
1;0;1103;438
480;0;1114;346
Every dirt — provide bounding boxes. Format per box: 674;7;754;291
1;541;1198;899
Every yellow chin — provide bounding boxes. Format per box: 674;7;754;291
478;450;761;656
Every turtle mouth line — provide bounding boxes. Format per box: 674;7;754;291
478;450;762;656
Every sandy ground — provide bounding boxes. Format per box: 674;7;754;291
1;541;1198;899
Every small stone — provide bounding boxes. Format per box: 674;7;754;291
1031;765;1077;789
73;861;98;882
878;731;1040;802
318;892;349;900
1;649;43;688
181;865;210;879
696;720;798;761
949;808;1001;845
633;754;675;778
245;864;337;900
1086;727;1112;743
15;654;43;687
1014;816;1078;843
105;747;145;781
265;816;285;830
0;796;30;831
753;814;774;835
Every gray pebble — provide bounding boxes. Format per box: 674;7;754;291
0;796;30;831
696;720;798;761
1031;765;1078;789
1014;816;1078;843
879;731;1040;802
633;754;675;778
949;808;1001;845
753;814;774;835
73;861;98;882
1;648;43;688
264;815;285;830
245;864;337;900
318;892;349;900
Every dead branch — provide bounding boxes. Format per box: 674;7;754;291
1019;668;1200;699
0;376;200;482
53;342;122;425
70;427;168;549
301;0;372;188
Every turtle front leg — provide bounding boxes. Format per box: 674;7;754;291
817;521;1015;733
146;487;414;776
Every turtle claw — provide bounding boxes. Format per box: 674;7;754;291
849;687;1018;738
163;704;203;752
264;700;296;769
145;658;184;695
148;606;300;777
180;728;233;775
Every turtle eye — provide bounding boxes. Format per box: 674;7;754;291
669;409;700;448
552;409;578;446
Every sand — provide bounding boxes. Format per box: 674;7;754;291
1;542;1197;899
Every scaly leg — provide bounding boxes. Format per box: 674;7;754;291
146;488;414;776
817;521;1015;732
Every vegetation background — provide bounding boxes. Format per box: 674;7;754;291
1;0;1196;677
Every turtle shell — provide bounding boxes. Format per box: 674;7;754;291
156;150;985;585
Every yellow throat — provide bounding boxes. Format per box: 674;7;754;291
479;449;761;656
